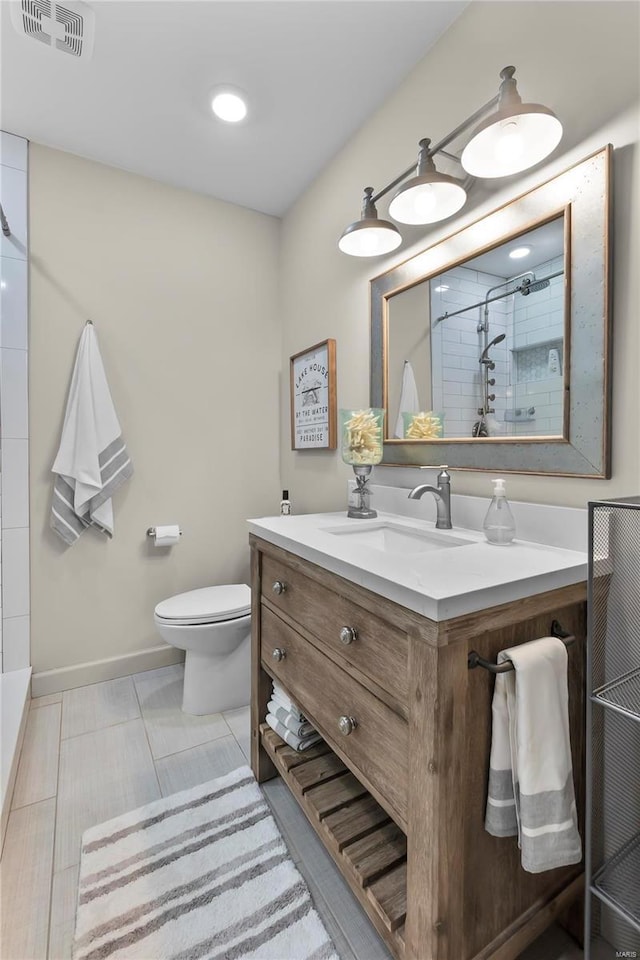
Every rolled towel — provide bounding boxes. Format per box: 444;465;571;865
266;713;322;752
267;700;315;738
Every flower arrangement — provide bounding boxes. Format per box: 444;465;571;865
340;408;384;465
404;411;443;440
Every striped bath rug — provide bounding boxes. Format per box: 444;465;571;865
73;765;339;960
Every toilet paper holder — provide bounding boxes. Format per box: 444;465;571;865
146;527;182;538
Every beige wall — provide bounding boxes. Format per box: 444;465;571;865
29;145;280;674
280;1;640;512
387;281;431;435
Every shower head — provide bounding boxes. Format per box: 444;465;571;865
480;333;506;364
520;276;550;296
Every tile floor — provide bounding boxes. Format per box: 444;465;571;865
0;664;584;960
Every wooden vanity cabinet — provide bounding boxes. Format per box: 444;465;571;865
250;535;586;960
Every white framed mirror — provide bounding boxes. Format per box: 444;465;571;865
370;147;612;477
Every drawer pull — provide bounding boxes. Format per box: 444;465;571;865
339;626;357;645
338;715;358;736
272;647;286;662
272;580;287;595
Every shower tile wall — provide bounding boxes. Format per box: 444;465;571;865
0;131;30;672
431;266;509;438
510;255;564;436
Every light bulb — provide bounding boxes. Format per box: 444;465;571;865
211;90;248;123
338;224;401;257
361;231;381;256
495;121;524;165
509;246;531;260
413;185;437;218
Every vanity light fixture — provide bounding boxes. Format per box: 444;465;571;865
509;246;531;259
338;188;402;257
460;67;563;179
339;66;562;257
388;139;467;225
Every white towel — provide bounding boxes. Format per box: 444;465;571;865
485;637;582;873
394;361;420;438
50;324;133;545
266;713;322;752
267;700;315;738
271;681;306;721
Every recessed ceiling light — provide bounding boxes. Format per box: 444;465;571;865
509;246;531;259
434;284;450;292
211;88;248;123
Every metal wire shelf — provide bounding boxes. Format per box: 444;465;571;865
592;666;640;724
586;498;640;957
591;831;640;934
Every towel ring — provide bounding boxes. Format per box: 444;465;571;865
467;620;576;674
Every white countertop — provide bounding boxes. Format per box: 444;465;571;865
247;511;587;621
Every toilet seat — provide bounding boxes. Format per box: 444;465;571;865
154;584;251;626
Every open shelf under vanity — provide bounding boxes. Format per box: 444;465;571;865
260;722;407;954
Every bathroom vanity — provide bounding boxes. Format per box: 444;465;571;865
248;512;587;960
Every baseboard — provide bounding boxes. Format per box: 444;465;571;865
1;667;32;855
31;645;185;698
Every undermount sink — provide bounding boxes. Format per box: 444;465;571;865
322;520;475;555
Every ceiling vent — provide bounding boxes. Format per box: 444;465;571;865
10;0;95;60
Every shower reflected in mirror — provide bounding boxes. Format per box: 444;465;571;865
386;214;567;440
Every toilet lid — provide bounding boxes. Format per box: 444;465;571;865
154;584;251;625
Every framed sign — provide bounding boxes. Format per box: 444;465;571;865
290;339;337;450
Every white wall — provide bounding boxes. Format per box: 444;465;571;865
0;131;30;672
279;1;640;511
512;254;565;436
29;145;281;678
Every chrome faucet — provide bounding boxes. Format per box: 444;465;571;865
408;466;452;529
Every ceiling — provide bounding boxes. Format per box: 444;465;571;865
463;217;565;279
0;1;468;216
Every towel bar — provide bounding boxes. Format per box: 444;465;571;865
467;620;576;673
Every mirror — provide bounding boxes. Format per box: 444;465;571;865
387;215;567;441
371;147;612;477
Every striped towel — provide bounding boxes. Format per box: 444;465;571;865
485;637;582;873
51;323;133;545
73;766;338;960
266;714;322;752
267;700;314;738
271;681;306;722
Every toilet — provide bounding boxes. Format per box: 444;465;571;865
153;584;251;716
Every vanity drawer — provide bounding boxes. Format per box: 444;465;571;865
261;553;408;705
261;605;408;825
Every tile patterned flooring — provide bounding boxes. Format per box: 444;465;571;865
0;664;584;960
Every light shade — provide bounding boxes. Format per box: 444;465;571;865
389;139;467;224
338;188;402;257
461;67;562;178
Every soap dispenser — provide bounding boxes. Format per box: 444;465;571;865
280;490;291;516
483;479;516;545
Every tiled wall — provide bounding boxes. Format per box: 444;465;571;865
431;265;509;438
429;258;564;439
510;255;565;437
0;131;30;672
